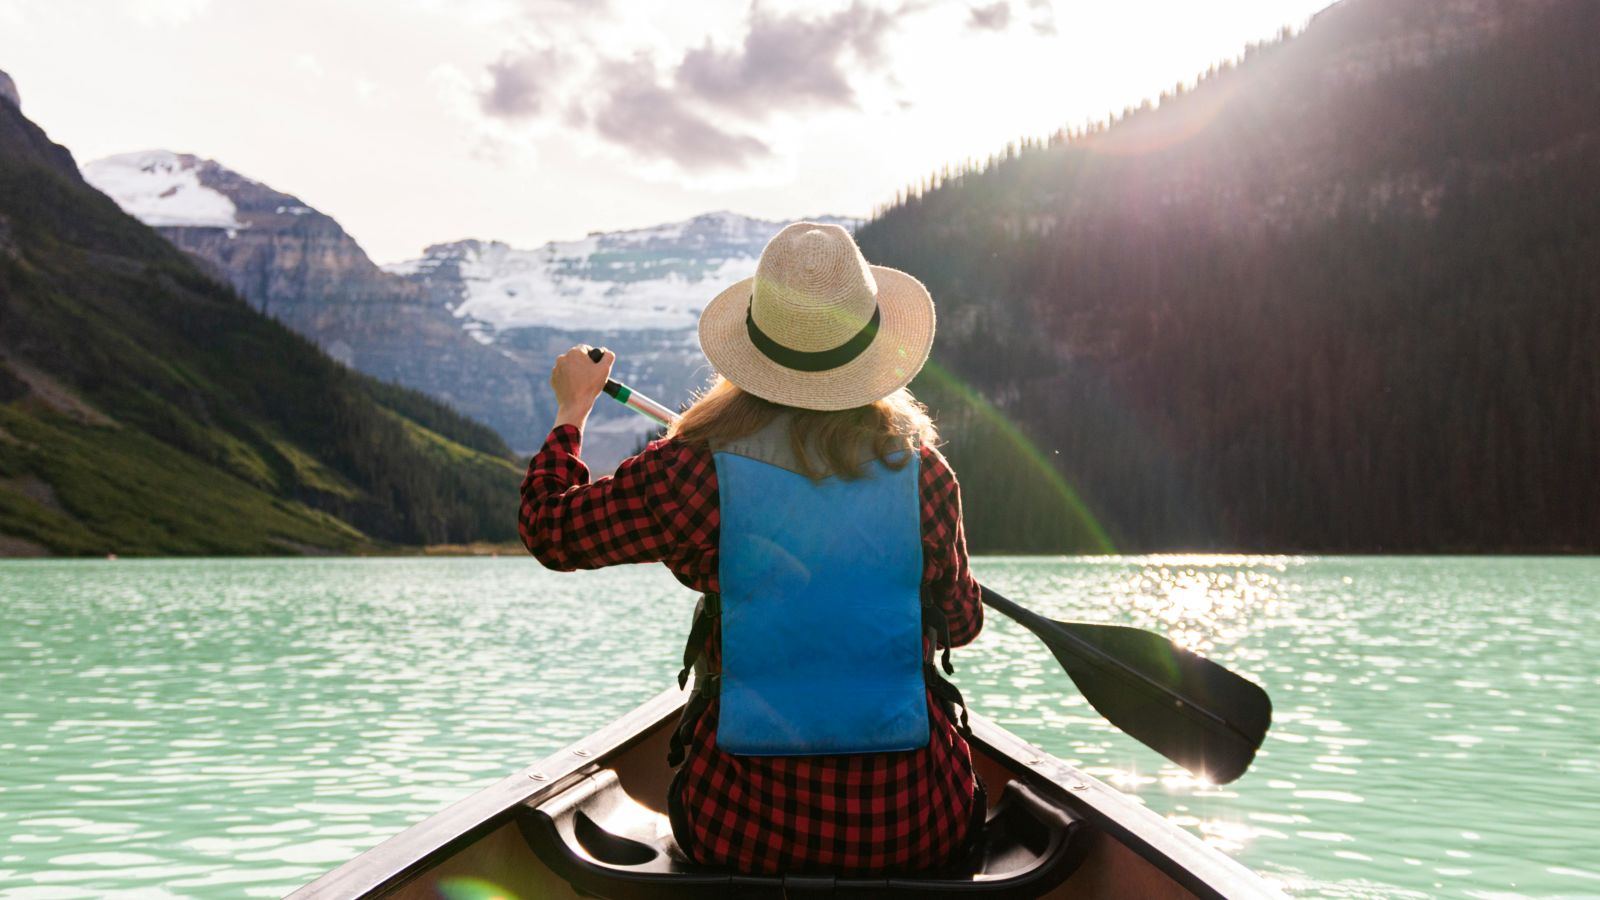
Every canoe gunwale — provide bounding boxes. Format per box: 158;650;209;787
285;686;687;899
287;684;1284;899
966;714;1283;900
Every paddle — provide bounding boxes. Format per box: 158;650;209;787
976;586;1270;784
581;349;1272;783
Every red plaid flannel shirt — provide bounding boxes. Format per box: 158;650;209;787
520;424;984;875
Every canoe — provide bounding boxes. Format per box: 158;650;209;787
287;685;1284;899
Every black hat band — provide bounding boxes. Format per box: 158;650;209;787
745;297;881;372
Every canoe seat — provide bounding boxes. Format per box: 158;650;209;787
517;768;1092;899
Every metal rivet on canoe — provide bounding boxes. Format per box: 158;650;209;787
1070;782;1089;792
573;749;590;757
529;772;548;781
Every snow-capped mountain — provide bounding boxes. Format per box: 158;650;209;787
82;150;245;229
82;150;540;454
82;150;407;313
83;149;858;469
385;211;859;342
384;211;859;467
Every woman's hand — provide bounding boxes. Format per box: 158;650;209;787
551;345;613;431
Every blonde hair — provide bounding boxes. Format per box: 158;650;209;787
669;377;938;480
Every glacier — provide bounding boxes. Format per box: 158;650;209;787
383;211;860;341
82;150;244;230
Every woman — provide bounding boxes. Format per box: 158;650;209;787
519;221;983;876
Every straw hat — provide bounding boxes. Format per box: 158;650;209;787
698;222;935;411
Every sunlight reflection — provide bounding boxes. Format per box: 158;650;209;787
1117;561;1281;653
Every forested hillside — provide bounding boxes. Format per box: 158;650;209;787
858;0;1600;552
0;82;520;555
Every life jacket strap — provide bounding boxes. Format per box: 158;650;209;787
923;600;956;676
676;593;720;690
921;600;969;737
671;594;722;768
925;663;972;739
669;673;720;769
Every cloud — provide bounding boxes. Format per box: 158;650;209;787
292;52;325;82
966;1;1010;31
430;63;542;165
675;2;899;115
479;48;556;119
1027;0;1057;36
590;58;772;171
469;1;922;172
409;0;602;25
964;0;1055;35
126;0;211;24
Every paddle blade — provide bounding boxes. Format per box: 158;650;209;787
980;587;1271;784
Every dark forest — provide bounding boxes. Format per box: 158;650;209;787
857;0;1600;553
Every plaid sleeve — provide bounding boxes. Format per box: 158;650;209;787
519;425;718;572
920;445;983;647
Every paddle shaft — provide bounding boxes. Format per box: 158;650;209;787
581;352;1269;781
588;349;678;427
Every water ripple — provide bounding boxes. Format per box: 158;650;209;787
966;555;1600;899
1;556;1597;898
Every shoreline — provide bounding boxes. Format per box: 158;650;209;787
3;546;1598;560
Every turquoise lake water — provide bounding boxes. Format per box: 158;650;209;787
0;556;1597;899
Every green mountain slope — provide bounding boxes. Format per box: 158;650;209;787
857;0;1600;553
0;86;520;556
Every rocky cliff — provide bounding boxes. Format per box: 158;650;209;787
0;78;520;556
0;70;19;110
385;212;858;467
81;152;540;451
83;152;857;467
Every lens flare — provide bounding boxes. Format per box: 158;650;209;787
436;877;520;900
916;360;1116;553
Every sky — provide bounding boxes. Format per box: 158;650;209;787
0;0;1336;264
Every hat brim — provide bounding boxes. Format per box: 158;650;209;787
697;265;936;411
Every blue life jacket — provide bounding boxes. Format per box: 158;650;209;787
707;419;929;756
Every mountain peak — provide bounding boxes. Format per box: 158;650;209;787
0;70;18;110
82;149;407;317
386;210;864;336
82;150;243;229
0;75;79;180
0;91;520;554
420;238;506;259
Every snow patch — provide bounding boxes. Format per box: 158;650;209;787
393;212;860;335
81;150;242;229
380;255;445;277
450;244;752;333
